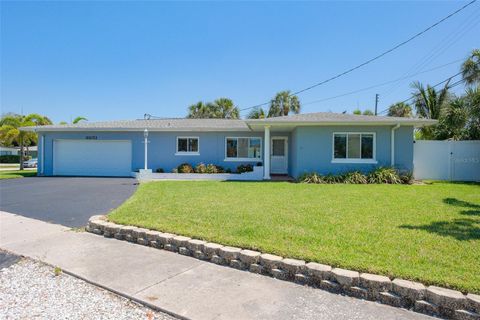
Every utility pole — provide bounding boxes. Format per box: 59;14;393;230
374;94;379;115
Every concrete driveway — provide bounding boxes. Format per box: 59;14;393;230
0;177;138;227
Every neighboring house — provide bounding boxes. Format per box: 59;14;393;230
17;146;38;158
21;112;436;178
0;146;18;156
0;146;38;157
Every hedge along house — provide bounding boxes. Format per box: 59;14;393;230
22;112;436;179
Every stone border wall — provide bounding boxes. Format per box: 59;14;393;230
87;215;479;320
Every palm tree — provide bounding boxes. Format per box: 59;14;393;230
434;98;468;140
387;102;413;117
187;101;210;119
465;85;480;139
187;99;239;119
268;91;301;117
73;116;88;124
0;113;52;170
247;107;266;119
411;81;450;139
461;49;480;86
211;98;240;119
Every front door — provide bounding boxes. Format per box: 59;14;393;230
270;137;288;174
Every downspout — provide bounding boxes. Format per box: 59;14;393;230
391;124;400;167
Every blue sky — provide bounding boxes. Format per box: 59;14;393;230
1;1;478;123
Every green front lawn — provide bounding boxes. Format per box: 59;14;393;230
109;181;480;293
0;170;37;179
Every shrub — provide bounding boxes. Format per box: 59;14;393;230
299;172;326;184
225;168;232;174
206;164;225;174
0;155;21;163
399;171;414;185
236;164;253;173
195;163;207;173
177;163;194;173
324;173;344;184
343;171;368;184
172;168;178;173
256;162;263;167
367;167;401;184
299;168;411;185
155;168;164;173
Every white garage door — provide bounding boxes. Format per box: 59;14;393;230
53;140;132;176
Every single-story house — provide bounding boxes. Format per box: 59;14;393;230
22;112;436;179
0;146;37;158
0;146;18;156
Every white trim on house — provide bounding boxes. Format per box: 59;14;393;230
331;132;377;164
41;135;45;175
224;136;263;162
175;136;200;156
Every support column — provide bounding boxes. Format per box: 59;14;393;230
40;134;44;175
263;125;271;180
144;129;148;170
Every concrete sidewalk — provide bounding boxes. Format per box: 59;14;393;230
0;211;433;320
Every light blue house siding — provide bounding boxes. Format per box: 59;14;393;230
39;131;264;176
38;125;413;177
289;125;414;178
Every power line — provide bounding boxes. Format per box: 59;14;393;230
240;0;477;113
380;6;480;100
298;58;464;107
376;72;465;115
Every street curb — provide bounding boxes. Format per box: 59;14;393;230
88;215;480;320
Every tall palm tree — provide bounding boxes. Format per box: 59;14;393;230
211;98;240;119
187;99;239;119
411;81;450;139
247;107;266;119
0;113;52;170
268;91;301;117
387;102;413;117
187;101;210;118
461;49;480;86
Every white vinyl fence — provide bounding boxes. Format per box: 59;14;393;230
413;140;480;181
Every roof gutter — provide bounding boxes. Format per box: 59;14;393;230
391;124;401;167
246;119;438;128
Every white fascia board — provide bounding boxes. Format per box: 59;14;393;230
246;120;437;128
21;127;253;132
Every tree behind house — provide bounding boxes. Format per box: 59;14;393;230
247;107;266;119
268;91;301;117
411;81;450;140
0;113;52;170
462;49;480;86
187;98;240;119
387;102;413;117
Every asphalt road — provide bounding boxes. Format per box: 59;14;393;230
0;177;138;227
0;251;19;270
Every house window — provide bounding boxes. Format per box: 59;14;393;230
176;137;199;155
225;137;261;160
333;133;376;163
